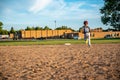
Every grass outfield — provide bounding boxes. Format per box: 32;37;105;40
0;38;120;46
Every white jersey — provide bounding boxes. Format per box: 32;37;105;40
84;27;90;33
83;26;90;34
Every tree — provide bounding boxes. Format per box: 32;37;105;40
0;21;9;35
79;27;83;32
10;27;15;33
31;26;35;30
0;30;8;35
25;26;32;30
43;26;52;30
35;26;43;30
25;26;43;30
0;21;3;30
100;0;120;31
55;26;75;31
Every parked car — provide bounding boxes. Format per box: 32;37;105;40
0;35;9;39
73;36;81;40
104;34;112;38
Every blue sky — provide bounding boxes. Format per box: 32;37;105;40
0;0;109;30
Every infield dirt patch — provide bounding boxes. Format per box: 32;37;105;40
0;44;120;80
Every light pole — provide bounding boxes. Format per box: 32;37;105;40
55;20;56;30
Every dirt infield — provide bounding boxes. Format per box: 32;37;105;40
0;44;120;80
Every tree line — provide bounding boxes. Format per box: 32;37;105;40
0;22;75;35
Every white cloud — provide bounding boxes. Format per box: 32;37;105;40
2;0;101;21
67;2;85;11
28;0;101;20
90;4;101;8
29;0;53;13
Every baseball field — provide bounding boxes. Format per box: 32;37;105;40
0;39;120;80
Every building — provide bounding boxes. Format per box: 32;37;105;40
9;29;120;39
21;30;72;39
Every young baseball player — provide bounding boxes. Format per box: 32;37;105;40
82;21;91;47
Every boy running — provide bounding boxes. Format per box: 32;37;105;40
82;21;91;47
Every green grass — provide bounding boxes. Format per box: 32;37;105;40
0;38;120;46
91;38;120;44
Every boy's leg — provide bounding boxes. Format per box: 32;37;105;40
84;34;86;41
88;33;91;47
86;39;88;44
